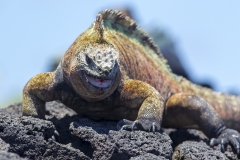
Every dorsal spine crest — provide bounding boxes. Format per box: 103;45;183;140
94;13;104;38
95;9;164;59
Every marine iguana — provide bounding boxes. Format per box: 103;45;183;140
22;10;240;154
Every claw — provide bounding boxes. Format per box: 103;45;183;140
52;130;60;142
220;138;228;152
120;125;132;131
51;135;56;141
120;126;124;131
131;121;137;131
54;130;60;137
152;122;156;134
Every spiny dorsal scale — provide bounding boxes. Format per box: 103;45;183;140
94;9;164;59
94;13;104;38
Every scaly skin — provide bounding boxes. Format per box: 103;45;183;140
22;10;240;153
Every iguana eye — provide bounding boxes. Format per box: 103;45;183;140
86;55;92;64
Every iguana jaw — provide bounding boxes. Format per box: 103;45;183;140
70;59;120;102
83;71;113;88
70;67;120;102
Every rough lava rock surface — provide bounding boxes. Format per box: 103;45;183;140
0;101;238;160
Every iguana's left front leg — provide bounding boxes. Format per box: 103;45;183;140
117;79;165;132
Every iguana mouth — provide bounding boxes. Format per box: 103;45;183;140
83;72;113;88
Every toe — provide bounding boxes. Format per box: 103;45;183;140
117;119;134;130
120;125;133;131
228;136;240;154
220;138;228;152
210;138;219;147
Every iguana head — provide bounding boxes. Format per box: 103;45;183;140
69;43;121;102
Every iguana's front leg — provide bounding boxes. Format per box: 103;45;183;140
22;72;59;119
117;79;165;132
164;93;240;153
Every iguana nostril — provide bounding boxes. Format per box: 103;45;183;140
86;56;91;64
103;71;108;75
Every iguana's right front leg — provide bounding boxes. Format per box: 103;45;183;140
117;79;165;132
22;72;60;119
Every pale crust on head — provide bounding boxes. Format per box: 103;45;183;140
77;43;119;74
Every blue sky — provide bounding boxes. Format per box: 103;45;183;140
1;1;240;107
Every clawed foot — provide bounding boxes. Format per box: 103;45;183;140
210;128;240;155
51;130;60;141
117;119;159;133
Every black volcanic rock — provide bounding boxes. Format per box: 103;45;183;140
70;118;172;159
0;102;238;160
